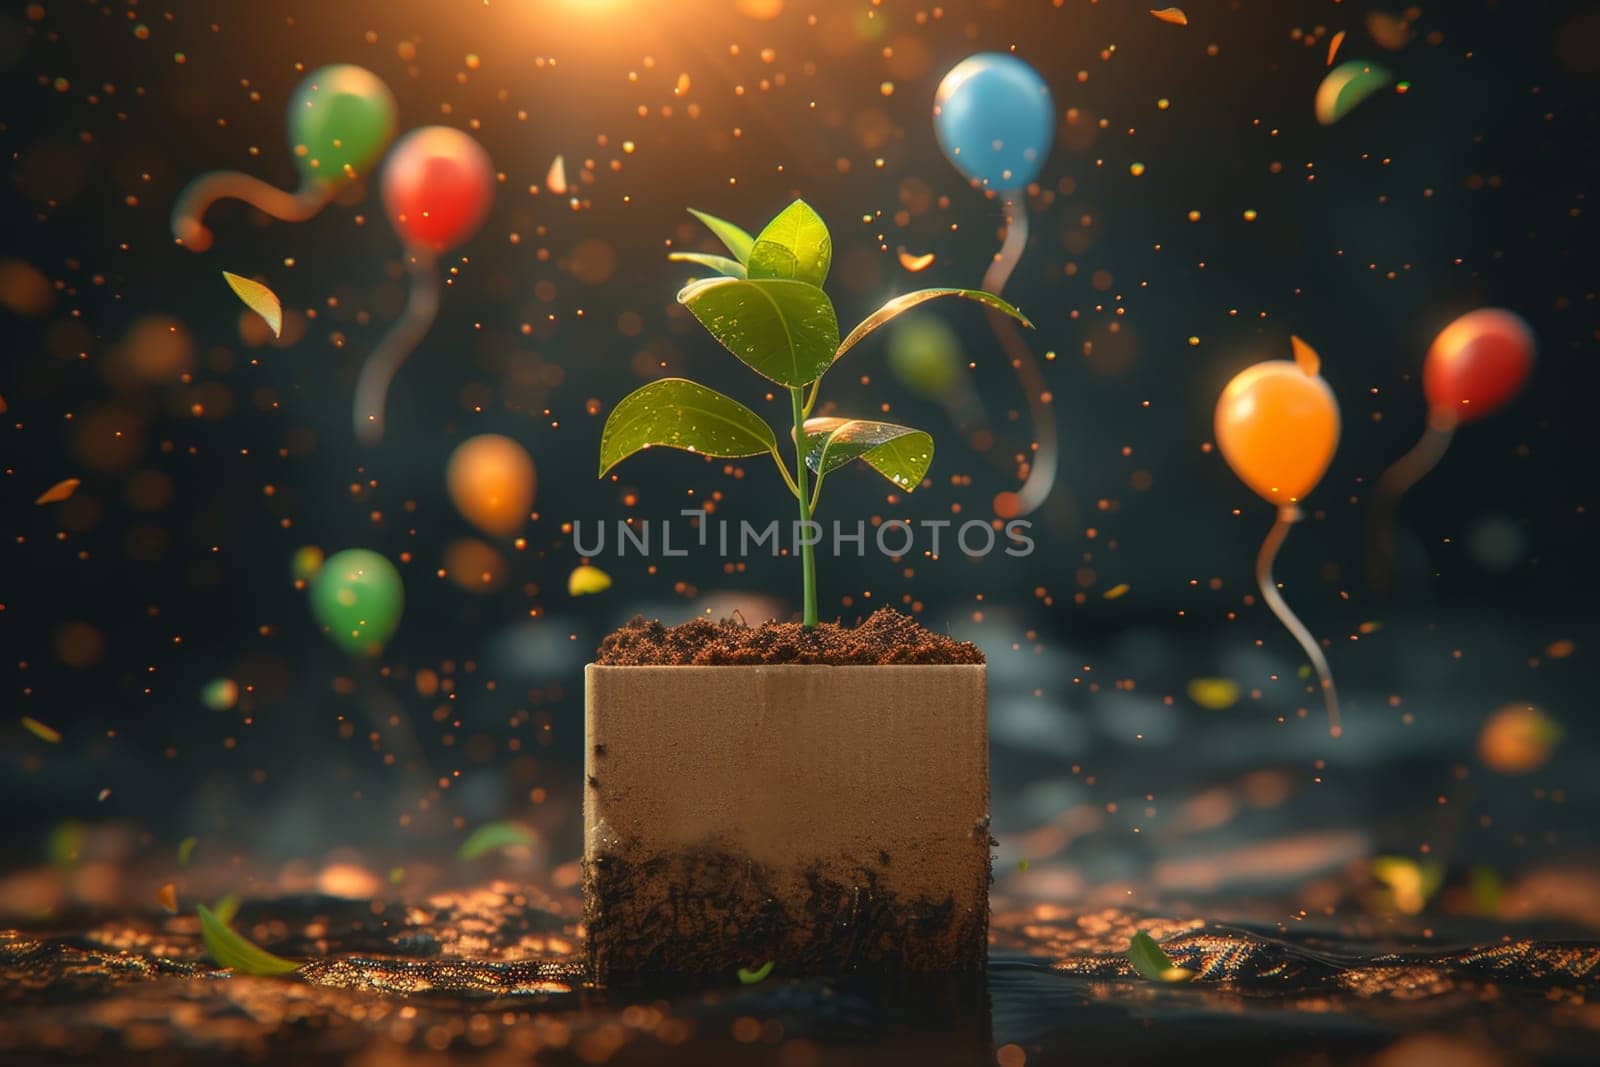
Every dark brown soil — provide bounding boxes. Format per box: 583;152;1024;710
583;845;988;983
593;608;985;666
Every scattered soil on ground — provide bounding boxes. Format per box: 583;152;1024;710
593;608;985;666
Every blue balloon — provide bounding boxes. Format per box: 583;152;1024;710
934;53;1054;192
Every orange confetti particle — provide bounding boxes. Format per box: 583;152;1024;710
1545;639;1576;659
1102;583;1130;600
1150;7;1188;26
1290;334;1321;376
1327;29;1347;66
546;155;568;196
897;249;935;272
35;478;80;504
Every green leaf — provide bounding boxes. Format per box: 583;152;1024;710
678;277;840;387
177;835;198;868
737;960;775;984
668;251;747;278
747;199;831;287
211;894;240;925
1127;931;1195;983
197;903;301;977
687;208;755;263
458;820;538;860
803;417;933;492
835;288;1032;365
600;378;779;476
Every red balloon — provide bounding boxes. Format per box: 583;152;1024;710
1422;308;1535;425
380;126;493;252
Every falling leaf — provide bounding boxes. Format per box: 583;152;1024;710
21;716;61;743
897;249;935;272
1290;334;1321;376
1545;639;1575;659
157;883;178;913
568;564;613;596
1469;866;1504;916
1149;7;1188;26
35;478;80;505
1127;931;1195;982
178;836;198;867
1315;61;1395;126
212;894;240;925
1327;29;1346;66
738;960;775;984
1372;856;1443;915
458;821;537;860
222;271;282;338
1186;678;1240;710
674;72;691;95
1358;620;1382;635
197;903;301;976
546;154;568;195
1102;583;1130;600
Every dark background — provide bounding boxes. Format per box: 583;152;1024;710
2;0;1597;915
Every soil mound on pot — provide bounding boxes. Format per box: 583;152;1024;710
594;608;984;666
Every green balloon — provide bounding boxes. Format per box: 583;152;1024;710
887;313;964;397
310;548;404;657
288;64;398;189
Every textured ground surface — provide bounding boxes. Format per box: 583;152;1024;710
3;876;1599;1065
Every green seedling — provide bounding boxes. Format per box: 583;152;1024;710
599;199;1030;626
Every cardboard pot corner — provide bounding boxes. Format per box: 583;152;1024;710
582;662;990;982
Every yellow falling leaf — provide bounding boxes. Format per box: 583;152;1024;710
897;249;935;272
1150;6;1188;26
1290;334;1321;376
1186;678;1240;710
547;154;568;195
222;271;282;338
35;478;80;505
1327;29;1346;66
21;716;62;743
568;564;612;596
1102;583;1130;600
157;882;179;914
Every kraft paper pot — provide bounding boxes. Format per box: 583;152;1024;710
583;663;990;983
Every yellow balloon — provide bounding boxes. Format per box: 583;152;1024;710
446;434;536;537
1214;339;1339;507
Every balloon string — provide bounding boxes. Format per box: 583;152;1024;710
354;249;440;446
171;173;330;252
1366;419;1457;594
1256;505;1343;738
981;199;1058;518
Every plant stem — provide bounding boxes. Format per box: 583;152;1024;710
790;386;819;628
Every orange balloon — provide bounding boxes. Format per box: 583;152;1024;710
446;434;536;537
1215;340;1340;507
